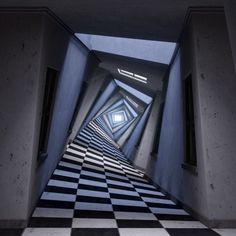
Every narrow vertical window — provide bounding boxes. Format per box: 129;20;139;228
184;74;197;166
38;68;58;163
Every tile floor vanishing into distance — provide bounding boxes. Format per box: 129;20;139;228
3;121;235;236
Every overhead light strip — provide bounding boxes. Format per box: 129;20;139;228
134;74;147;81
118;68;147;84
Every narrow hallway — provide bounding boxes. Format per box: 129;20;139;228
22;123;220;236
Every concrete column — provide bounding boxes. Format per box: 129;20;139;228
0;13;44;227
122;104;152;161
190;12;236;226
133;92;161;171
69;68;107;140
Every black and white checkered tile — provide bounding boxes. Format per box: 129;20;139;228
21;124;224;236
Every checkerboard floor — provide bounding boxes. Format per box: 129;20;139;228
20;123;225;236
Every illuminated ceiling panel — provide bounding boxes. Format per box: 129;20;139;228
75;34;176;65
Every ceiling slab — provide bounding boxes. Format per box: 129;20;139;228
0;1;225;42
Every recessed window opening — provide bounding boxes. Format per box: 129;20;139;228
38;67;58;164
118;68;147;84
184;73;197;166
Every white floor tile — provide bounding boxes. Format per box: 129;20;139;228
82;163;104;172
131;181;156;189
63;154;83;164
47;179;78;189
122;166;140;173
86;152;103;161
150;207;189;215
67;148;86;157
111;199;147;207
53;169;80;179
114;211;156;220
22;228;71;236
77;189;110;198
135;188;164;196
32;208;74;218
108;188;139;196
84;157;103;166
107;179;133;188
105;166;124;174
104;157;120;164
213;229;236;236
106;172;129;181
70;143;87;152
58;161;81;170
142;197;175;205
79;178;107;188
75;202;113;211
120;163;135;169
104;161;122;169
160;220;207;228
124;170;143;177
80;170;106;179
119;228;170;236
126;175;148;183
87;147;102;156
41;192;76;202
72;218;117;228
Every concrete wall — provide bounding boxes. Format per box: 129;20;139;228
0;12;91;227
33;14;90;211
0;12;44;227
151;48;210;221
133;92;162;171
191;12;236;226
153;12;236;227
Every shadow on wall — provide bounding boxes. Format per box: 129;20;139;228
151;50;185;198
34;37;89;210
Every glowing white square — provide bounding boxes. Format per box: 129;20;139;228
113;114;124;122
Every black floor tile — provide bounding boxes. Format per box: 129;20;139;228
29;217;72;227
0;229;23;236
112;205;151;213
74;210;115;219
71;228;120;236
167;229;220;236
45;185;77;195
110;193;142;201
76;195;111;204
155;214;196;221
78;184;108;192
38;199;75;209
117;219;163;228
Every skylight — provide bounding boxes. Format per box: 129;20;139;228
75;34;176;65
118;68;147;84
